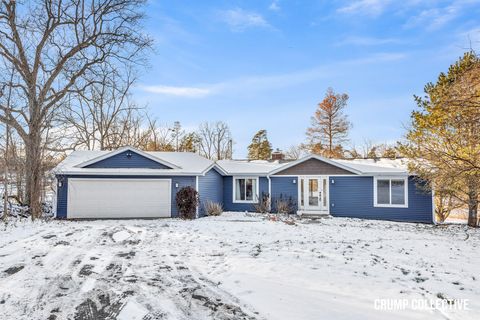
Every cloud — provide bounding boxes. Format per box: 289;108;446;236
269;0;280;11
337;0;392;16
457;27;480;49
404;5;458;30
218;8;270;31
141;52;406;99
141;85;212;98
336;36;402;46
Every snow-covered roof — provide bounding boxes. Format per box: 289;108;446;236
53;147;215;176
216;159;286;175
54;147;411;177
333;158;409;175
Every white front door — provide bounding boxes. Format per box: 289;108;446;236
299;176;329;213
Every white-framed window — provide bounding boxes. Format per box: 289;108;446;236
233;177;259;203
374;176;408;208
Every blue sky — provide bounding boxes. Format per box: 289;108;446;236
134;0;480;157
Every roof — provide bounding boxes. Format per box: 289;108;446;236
216;159;286;175
53;147;215;176
333;158;409;175
54;147;411;177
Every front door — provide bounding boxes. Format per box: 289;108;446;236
299;176;329;213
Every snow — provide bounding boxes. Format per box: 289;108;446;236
53;147;215;175
0;213;478;319
112;230;132;242
216;159;285;174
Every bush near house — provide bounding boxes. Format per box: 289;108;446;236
204;200;223;216
273;194;296;215
175;186;199;220
254;192;270;213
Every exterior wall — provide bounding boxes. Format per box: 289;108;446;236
329;176;433;223
56;175;195;218
223;176;269;212
198;168;224;217
85;150;172;169
274;158;353;175
270;176;298;213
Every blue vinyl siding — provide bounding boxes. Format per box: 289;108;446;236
85;150;172;169
329;176;433;223
55;175;195;218
223;176;269;212
198;168;224;217
270;177;298;213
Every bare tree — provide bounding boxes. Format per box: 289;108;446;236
64;66;140;150
306;88;351;158
138;118;173;151
284;144;306;160
198;121;233;160
0;0;151;218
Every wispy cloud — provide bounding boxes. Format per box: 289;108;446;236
141;52;406;99
141;85;212;98
404;2;466;31
338;0;477;30
269;0;280;12
218;8;270;32
337;0;392;16
457;27;480;49
336;36;402;46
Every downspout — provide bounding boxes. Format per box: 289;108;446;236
267;175;272;212
195;176;199;218
431;181;436;225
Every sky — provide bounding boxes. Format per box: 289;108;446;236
133;0;480;158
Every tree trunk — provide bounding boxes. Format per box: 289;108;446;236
467;180;478;227
3;123;10;221
25;128;43;220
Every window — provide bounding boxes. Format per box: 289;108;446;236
374;177;408;208
233;177;259;203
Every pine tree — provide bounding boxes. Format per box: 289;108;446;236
179;133;200;152
306;88;351;158
400;51;480;227
248;130;272;160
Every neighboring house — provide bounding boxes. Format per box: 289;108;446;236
53;146;434;223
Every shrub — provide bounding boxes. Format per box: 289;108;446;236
204;200;223;216
254;192;270;213
275;199;291;215
175;186;199;219
274;194;296;215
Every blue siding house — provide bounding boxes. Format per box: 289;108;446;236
53;147;434;223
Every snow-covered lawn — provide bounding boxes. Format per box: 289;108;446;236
0;213;478;320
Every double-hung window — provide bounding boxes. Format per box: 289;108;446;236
374;177;408;208
233;177;259;203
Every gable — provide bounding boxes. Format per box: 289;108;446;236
84;150;173;169
273;158;355;176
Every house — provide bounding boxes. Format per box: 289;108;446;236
53;146;434;223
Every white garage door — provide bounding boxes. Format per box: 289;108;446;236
67;178;171;218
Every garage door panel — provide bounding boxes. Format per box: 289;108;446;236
67;179;171;218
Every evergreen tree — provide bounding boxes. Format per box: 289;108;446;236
248;130;272;160
306;88;351;158
179;132;200;152
400;52;480;227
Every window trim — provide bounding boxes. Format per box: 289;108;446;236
373;176;408;208
232;176;260;204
